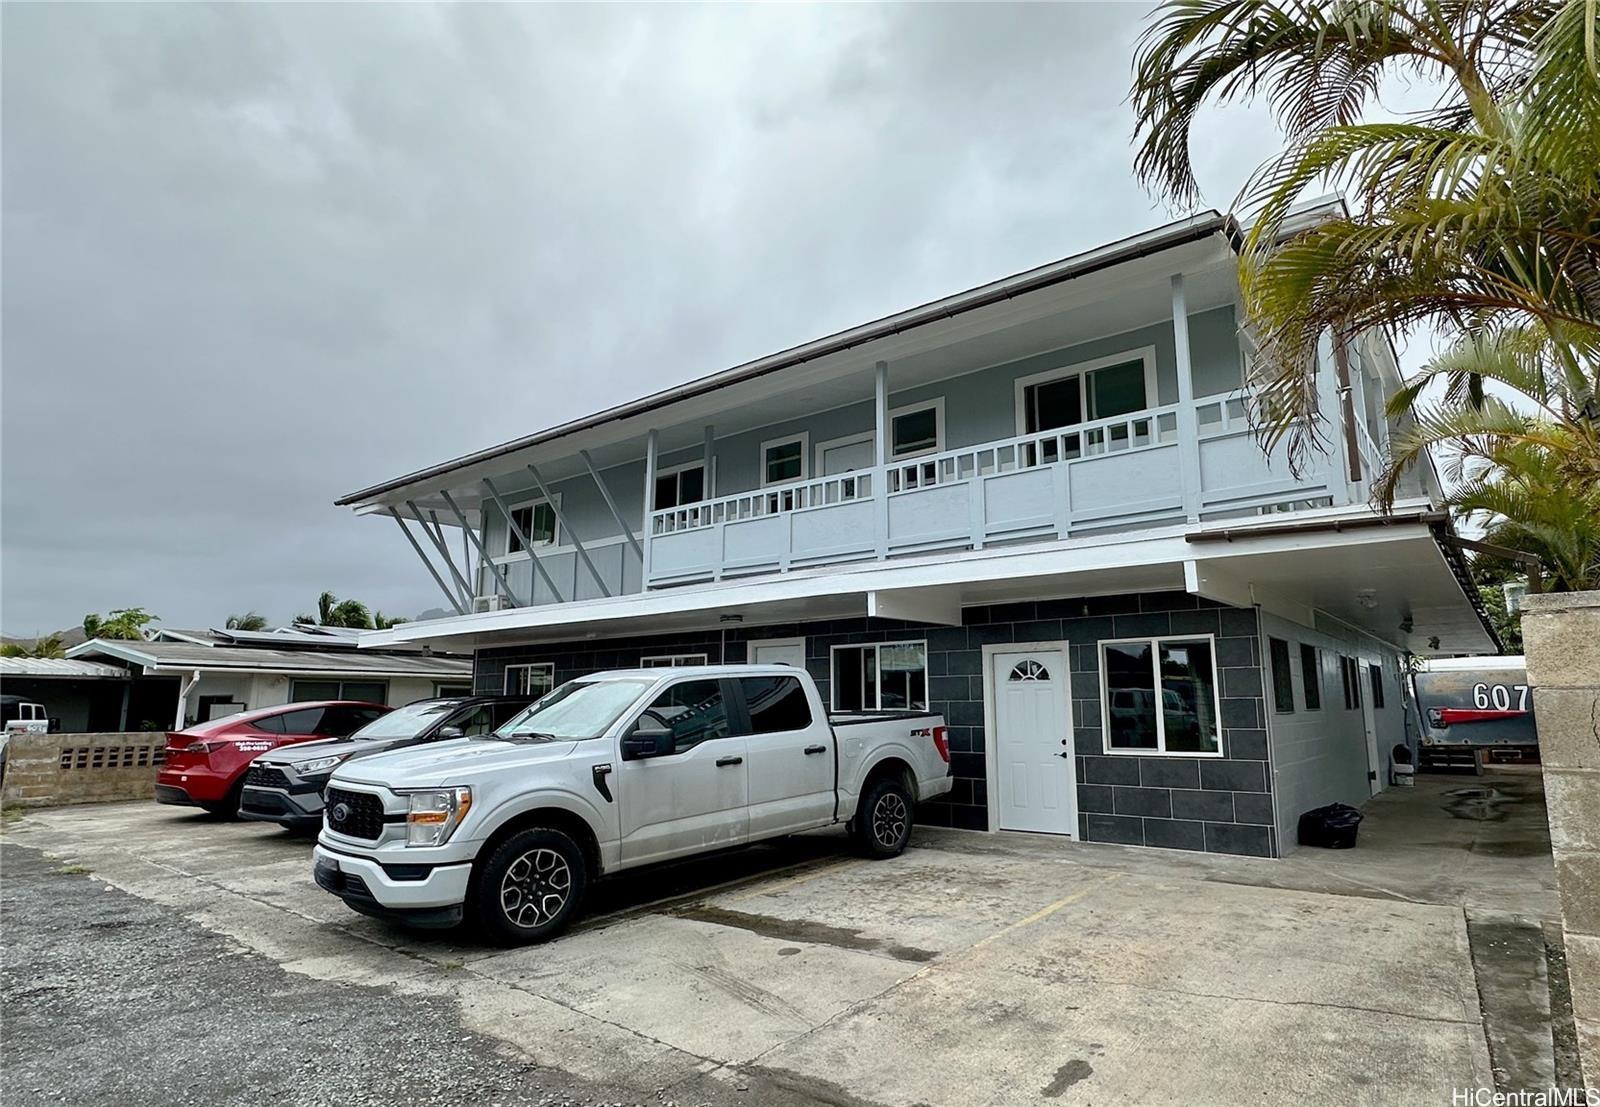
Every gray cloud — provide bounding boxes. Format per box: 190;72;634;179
3;2;1292;635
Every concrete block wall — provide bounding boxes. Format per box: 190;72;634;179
477;589;1278;857
1522;590;1600;1084
1;732;165;808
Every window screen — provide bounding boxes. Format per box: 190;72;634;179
1269;637;1295;714
740;676;812;734
891;407;938;457
1300;644;1322;710
764;440;804;484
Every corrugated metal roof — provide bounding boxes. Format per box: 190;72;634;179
68;639;470;677
0;657;128;679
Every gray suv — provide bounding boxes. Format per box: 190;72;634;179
238;696;531;830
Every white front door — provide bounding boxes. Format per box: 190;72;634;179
748;637;806;668
992;648;1076;836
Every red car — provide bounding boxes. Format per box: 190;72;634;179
156;701;390;816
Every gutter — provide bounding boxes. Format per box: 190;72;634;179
337;212;1239;506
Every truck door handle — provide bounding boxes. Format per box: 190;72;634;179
803;745;827;755
716;756;743;767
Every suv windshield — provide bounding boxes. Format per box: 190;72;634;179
495;680;653;741
343;700;457;740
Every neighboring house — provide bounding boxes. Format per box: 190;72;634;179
336;204;1495;857
0;657;140;732
64;625;472;730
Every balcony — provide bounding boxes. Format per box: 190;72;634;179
644;389;1345;588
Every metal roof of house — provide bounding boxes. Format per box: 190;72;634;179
0;657;129;679
66;639;471;679
336;210;1239;507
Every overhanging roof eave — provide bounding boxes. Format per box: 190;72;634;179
336;211;1237;508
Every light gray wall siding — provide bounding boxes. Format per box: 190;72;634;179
1260;610;1408;853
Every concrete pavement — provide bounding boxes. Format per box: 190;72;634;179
0;770;1568;1105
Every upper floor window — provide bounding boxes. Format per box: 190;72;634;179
654;463;705;511
1016;348;1157;437
762;434;808;486
1100;636;1222;757
506;500;557;554
890;400;943;458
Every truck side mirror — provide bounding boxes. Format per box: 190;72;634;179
435;725;465;740
622;723;674;760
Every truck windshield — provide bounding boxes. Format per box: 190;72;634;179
494;680;653;741
343;700;456;740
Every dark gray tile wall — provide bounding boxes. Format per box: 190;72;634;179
475;589;1277;857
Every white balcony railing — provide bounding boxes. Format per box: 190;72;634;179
643;390;1342;588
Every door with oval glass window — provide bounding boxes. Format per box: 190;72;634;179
992;649;1077;836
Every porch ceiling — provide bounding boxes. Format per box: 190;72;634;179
348;227;1240;518
362;509;1491;658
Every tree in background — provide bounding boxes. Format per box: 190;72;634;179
1131;0;1600;594
0;633;67;659
82;607;158;641
292;592;406;630
224;611;269;631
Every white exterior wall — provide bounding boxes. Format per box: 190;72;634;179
1260;611;1408;854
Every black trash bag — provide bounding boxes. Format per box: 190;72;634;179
1298;802;1364;849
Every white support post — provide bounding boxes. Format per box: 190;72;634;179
391;512;467;615
440;490;523;607
643;428;659;586
1171;274;1203;522
874;361;889;559
703;424;716;498
526;462;609;597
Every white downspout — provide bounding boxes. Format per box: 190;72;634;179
173;669;201;731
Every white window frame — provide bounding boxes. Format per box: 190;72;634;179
503;662;555;697
1098;633;1224;759
829;639;929;711
760;432;810;487
1013;346;1160;437
746;636;807;666
494;494;561;561
640;652;709;668
651;460;708;511
814;430;875;475
889;398;945;459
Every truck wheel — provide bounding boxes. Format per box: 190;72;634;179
471;828;588;946
853;777;914;859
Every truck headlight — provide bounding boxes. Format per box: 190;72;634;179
292;754;348;775
402;787;472;847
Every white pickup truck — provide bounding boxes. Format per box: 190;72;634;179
313;665;951;944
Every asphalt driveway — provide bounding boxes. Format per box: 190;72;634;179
0;770;1573;1106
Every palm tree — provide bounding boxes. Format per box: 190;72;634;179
1131;0;1600;473
373;611;410;630
1447;440;1600;590
224;612;269;631
0;633;67;659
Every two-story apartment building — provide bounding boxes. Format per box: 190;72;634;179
337;204;1495;858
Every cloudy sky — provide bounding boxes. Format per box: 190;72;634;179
3;3;1308;635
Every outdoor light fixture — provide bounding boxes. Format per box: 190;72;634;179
1356;589;1379;610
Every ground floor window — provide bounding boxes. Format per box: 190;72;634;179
1368;662;1386;709
640;652;709;668
289;679;388;705
503;662;555;697
1300;643;1322;710
831;641;927;711
1339;655;1362;710
433;682;473;697
1100;636;1222;756
1268;637;1295;714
